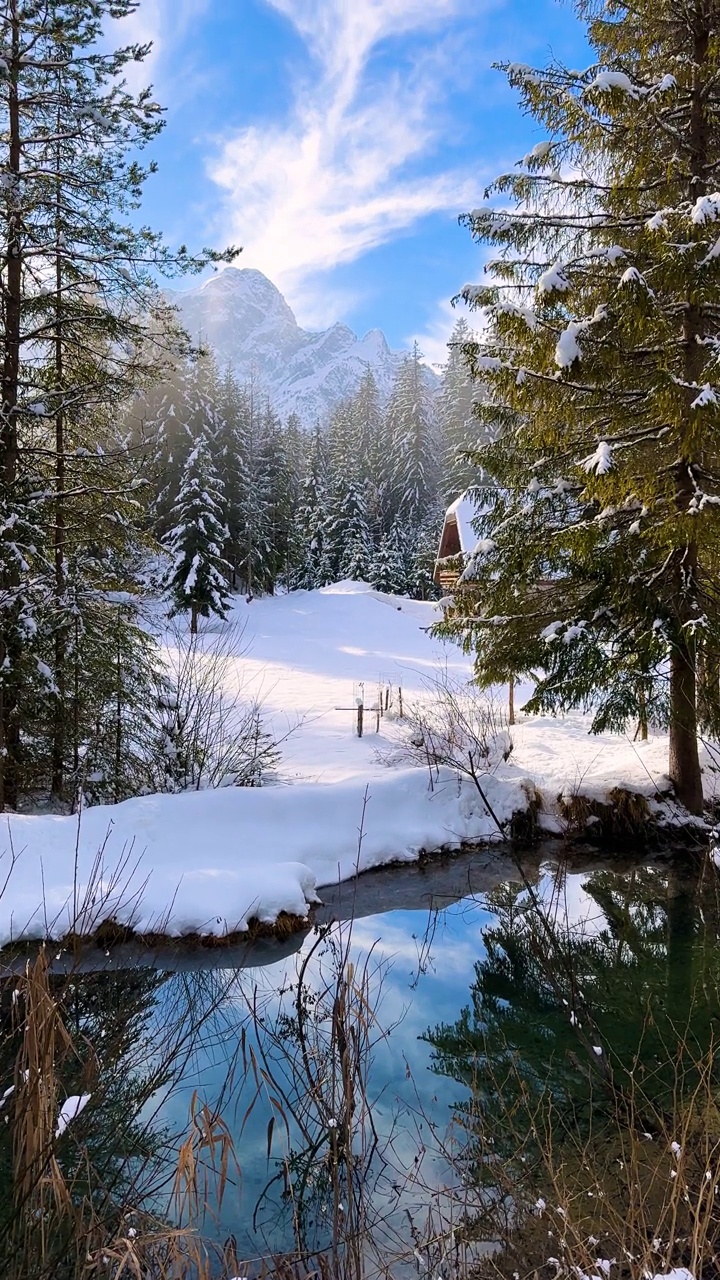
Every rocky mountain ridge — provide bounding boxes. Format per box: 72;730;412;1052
168;267;415;425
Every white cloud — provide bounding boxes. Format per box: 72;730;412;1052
113;0;210;92
207;0;487;325
410;297;461;371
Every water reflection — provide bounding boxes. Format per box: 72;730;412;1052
427;864;720;1132
2;851;718;1279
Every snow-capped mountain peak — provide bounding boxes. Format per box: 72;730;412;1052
168;268;411;424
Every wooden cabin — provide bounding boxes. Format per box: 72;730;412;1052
434;493;486;591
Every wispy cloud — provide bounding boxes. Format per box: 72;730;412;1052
410;296;462;371
207;0;488;325
114;0;210;92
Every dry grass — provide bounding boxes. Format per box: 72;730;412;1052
0;948;251;1280
559;787;654;843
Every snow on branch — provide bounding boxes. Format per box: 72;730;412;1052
520;140;553;167
579;442;613;475
586;70;642;97
619;265;653;294
555;320;584;368
691;384;718;409
538;262;571;294
691;192;720;225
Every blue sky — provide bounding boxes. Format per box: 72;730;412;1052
117;0;590;366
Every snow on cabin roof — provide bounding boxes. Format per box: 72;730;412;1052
444;491;488;555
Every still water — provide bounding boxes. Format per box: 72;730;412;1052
15;844;719;1273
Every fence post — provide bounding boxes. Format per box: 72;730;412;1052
398;686;403;718
357;702;364;738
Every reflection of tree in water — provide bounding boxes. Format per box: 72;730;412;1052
0;960;242;1278
426;865;720;1168
420;865;720;1278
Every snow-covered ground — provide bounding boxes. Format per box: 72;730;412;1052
0;582;712;944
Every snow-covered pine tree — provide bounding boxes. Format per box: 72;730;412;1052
280;414;306;585
235;383;275;597
258;403;294;591
410;502;444;600
437;0;720;813
215;366;249;589
338;483;374;583
385;343;439;528
147;356;222;536
0;0;234;807
165;436;231;634
440;318;490;502
137;368;192;537
325;400;375;582
294;423;331;588
371;529;407;595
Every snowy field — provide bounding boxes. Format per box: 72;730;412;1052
0;581;712;944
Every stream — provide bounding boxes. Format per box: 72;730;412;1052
2;842;717;1275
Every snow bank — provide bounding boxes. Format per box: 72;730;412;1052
0;767;531;944
0;580;711;944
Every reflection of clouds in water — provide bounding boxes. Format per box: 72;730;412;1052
151;868;618;1252
540;868;609;937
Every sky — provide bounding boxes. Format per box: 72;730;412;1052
116;0;590;368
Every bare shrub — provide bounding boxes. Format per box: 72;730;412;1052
390;670;512;779
148;619;281;792
384;668;513;835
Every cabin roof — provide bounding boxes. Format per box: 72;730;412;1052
444;492;485;555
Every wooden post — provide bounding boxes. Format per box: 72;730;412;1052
376;704;381;733
398;686;403;718
509;678;515;727
357;702;364;738
384;687;390;711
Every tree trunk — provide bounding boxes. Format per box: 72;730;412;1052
190;602;198;636
636;686;648;742
668;635;703;815
666;1;712;820
51;106;66;800
0;2;23;810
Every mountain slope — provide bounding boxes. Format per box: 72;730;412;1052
168;268;415;424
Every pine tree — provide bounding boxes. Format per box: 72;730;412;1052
440;318;490;502
0;0;234;807
325;400;368;580
235;382;274;597
385;343;438;526
215;366;249;589
294;423;331;588
371;529;406;595
326;473;373;584
164;437;231;634
258;403;294;592
410;503;444;600
437;0;720;813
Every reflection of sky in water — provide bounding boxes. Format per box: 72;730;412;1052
153;897;497;1255
151;869;608;1256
